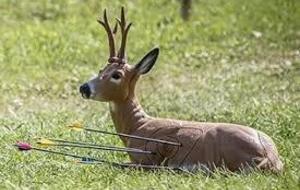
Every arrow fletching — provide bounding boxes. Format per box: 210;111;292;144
74;157;97;164
67;122;84;131
36;138;57;146
15;142;32;151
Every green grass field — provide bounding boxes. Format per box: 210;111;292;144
1;0;299;189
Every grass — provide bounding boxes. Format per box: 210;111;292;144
0;0;299;189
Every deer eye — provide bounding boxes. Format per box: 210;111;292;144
111;72;122;80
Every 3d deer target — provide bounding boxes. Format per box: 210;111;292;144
79;7;283;173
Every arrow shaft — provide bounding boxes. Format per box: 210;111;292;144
44;138;143;151
31;147;105;162
84;128;181;146
44;143;153;155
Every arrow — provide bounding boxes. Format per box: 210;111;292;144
14;142;189;172
67;122;181;146
36;138;154;155
15;141;103;162
37;137;141;151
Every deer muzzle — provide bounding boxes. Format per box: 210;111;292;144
79;83;91;99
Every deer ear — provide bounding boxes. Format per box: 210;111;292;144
134;48;159;75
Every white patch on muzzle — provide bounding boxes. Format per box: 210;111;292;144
109;102;117;113
87;74;97;98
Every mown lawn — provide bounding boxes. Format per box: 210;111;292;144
0;0;299;189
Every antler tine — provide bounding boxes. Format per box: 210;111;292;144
97;9;116;59
117;7;132;61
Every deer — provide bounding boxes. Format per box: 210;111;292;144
79;7;283;173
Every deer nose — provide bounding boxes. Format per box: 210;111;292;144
79;83;91;99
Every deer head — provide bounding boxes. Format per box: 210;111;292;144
80;7;159;103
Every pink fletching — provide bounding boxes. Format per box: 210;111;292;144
16;142;32;151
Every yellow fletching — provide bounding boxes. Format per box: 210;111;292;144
67;122;84;131
37;138;56;146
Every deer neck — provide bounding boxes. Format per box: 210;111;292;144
109;97;149;142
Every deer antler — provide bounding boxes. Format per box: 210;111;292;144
97;9;118;63
117;7;132;63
